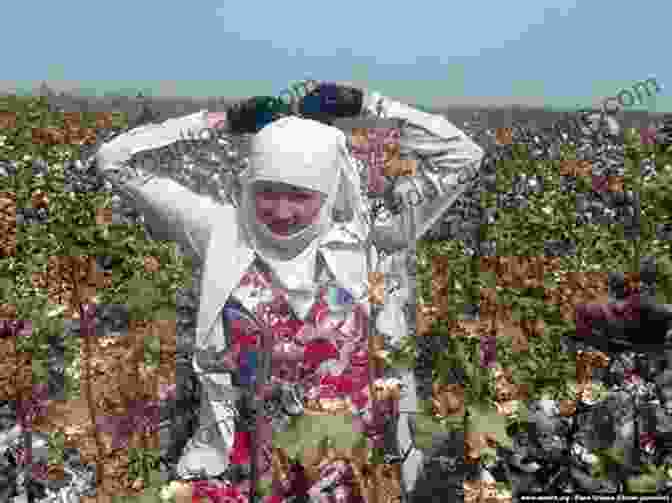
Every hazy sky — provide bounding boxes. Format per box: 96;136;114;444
2;0;669;112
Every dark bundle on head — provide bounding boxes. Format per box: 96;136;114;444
226;96;288;134
225;85;364;134
299;83;363;125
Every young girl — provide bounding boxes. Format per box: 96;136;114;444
95;81;483;497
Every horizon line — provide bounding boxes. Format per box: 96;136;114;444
1;89;669;115
1;92;669;115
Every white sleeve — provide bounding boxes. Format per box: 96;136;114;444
365;93;483;243
96;110;210;167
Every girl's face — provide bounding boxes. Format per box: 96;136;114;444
253;181;326;236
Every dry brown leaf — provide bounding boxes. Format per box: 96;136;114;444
31;190;49;209
143;256;160;273
95;112;114;130
432;382;465;417
464;432;498;463
607;176;624;192
559;400;577;417
368;272;385;305
416;303;439;336
374;463;402;503
0;304;16;318
0;112;17;129
495;128;513;145
96;207;112;225
495;400;518;417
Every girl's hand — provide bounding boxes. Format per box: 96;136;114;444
206;112;229;132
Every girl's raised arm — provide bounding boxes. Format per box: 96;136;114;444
94;110;231;264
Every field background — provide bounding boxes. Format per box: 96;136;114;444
2;87;672;500
16;84;668;131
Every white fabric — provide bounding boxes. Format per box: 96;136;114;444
182;117;376;479
176;397;238;478
239;116;368;293
396;368;421;492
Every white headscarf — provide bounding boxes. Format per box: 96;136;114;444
237;116;368;294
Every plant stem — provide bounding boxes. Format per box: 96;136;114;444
366;264;380;503
631;149;642;275
69;256;105;488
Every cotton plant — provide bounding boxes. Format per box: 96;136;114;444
494;398;522;418
624;460;672;493
566;380;610;404
159;480;185;501
64;352;81;381
51;146;73;162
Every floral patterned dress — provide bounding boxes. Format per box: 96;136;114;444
220;254;390;494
